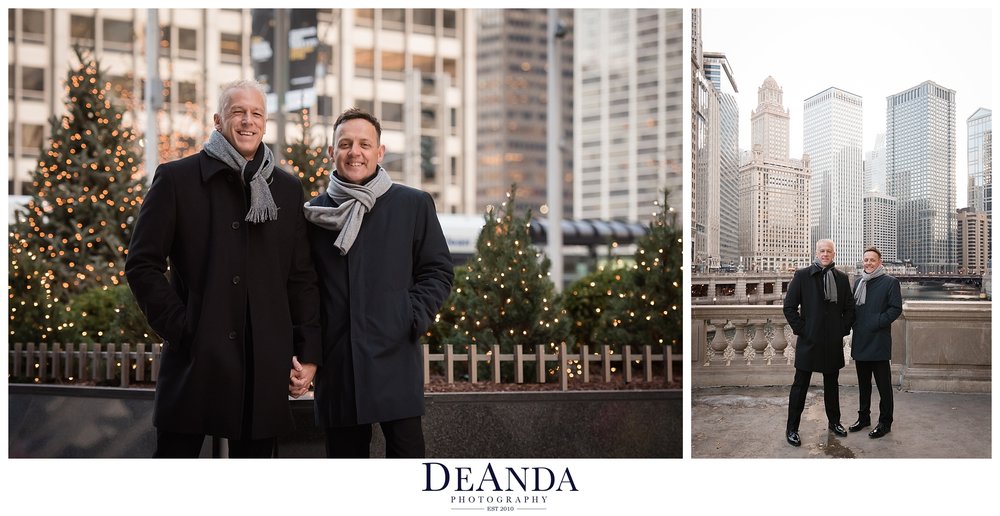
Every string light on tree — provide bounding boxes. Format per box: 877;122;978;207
9;46;153;344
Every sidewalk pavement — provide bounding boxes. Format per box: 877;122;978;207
692;385;991;458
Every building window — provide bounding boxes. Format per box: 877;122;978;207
70;14;95;46
355;48;373;78
20;9;47;42
443;58;457;84
381;50;405;80
177;81;197;105
355;98;374;115
108;75;136;106
178;27;198;59
442;10;457;36
381;101;404;127
159;26;171;57
382;9;404;31
354;9;373;27
220;33;242;64
317;95;334;118
421;107;437;130
22;123;45;154
413;9;435;34
103;18;134;52
21;66;45;100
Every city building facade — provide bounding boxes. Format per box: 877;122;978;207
957;207;990;274
864;132;886;194
863;191;898;263
704;52;740;270
967;107;992;215
738;77;811;272
574;8;683;223
8;8;476;214
886;80;957;272
475;9;573;217
803;87;863;268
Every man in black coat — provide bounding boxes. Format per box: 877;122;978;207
303;108;453;458
783;239;855;447
848;246;902;439
125;79;321;457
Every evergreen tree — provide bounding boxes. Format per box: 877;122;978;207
621;190;683;353
9;47;146;341
428;186;568;381
280;109;331;198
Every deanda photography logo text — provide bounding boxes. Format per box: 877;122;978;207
422;461;579;511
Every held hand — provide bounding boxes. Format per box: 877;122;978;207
289;356;317;398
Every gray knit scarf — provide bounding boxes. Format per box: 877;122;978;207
203;130;278;223
812;261;838;303
854;265;886;306
302;166;392;255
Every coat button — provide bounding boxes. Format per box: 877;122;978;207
228;331;237;340
232;275;240;285
231;221;240;230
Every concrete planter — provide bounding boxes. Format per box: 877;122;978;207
8;385;680;458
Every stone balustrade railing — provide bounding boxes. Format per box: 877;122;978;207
691;301;991;392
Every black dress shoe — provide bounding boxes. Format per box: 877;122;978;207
786;430;801;447
868;424;891;439
848;419;871;432
828;422;847;437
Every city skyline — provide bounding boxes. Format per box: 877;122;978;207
701;8;992;209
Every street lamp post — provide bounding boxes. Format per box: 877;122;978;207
546;9;566;292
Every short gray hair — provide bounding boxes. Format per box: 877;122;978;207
218;79;268;118
815;239;836;252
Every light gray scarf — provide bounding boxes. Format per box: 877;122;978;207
302;166;392;255
203;130;278;223
854;265;886;306
812;261;838;303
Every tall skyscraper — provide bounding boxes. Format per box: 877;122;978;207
803;87;863;268
957;207;990;274
475;9;574;217
574;9;683;223
738;77;811;272
886;80;957;273
703;52;739;268
967;108;992;214
863;191;898;262
864;133;886;194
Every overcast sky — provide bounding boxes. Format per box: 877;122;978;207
701;8;992;208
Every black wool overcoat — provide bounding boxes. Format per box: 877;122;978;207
125;149;321;439
783;264;855;373
306;183;453;427
850;274;903;362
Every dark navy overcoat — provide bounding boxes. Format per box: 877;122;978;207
850;274;903;361
306;183;453;427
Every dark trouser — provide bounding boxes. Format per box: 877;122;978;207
787;368;841;432
325;416;425;458
855;360;893;426
153;429;275;458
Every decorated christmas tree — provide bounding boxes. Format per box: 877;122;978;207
9;47;147;342
280;109;331;198
621;190;682;353
428;186;568;381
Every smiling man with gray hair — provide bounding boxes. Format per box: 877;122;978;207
126;79;321;457
782;239;855;447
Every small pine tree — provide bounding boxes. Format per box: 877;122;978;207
281;109;331;198
9;47;146;341
621;190;683;353
428;186;568;381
